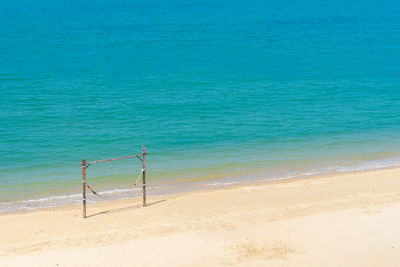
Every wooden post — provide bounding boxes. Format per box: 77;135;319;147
82;159;86;218
142;146;146;207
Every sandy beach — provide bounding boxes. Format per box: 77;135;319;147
0;167;399;266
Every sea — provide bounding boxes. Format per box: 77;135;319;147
1;0;400;212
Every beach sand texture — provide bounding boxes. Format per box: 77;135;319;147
0;167;399;266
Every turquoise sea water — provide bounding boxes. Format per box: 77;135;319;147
1;0;400;212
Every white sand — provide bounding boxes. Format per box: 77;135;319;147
1;167;400;266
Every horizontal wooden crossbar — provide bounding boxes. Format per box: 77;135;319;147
77;153;147;166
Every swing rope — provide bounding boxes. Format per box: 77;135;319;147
86;183;107;200
134;171;143;187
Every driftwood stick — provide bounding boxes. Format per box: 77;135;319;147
142;146;146;207
82;159;86;218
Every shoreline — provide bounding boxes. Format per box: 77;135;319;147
1;166;400;266
2;163;400;215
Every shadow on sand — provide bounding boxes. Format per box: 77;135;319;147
86;200;166;218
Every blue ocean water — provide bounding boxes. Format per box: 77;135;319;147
1;0;400;211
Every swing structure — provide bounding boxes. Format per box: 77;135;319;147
78;146;147;218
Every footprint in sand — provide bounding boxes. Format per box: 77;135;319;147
243;186;264;192
274;183;303;188
233;240;298;260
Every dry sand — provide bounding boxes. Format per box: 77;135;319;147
1;167;400;266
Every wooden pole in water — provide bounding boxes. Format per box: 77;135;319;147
142;146;146;207
82;159;86;218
